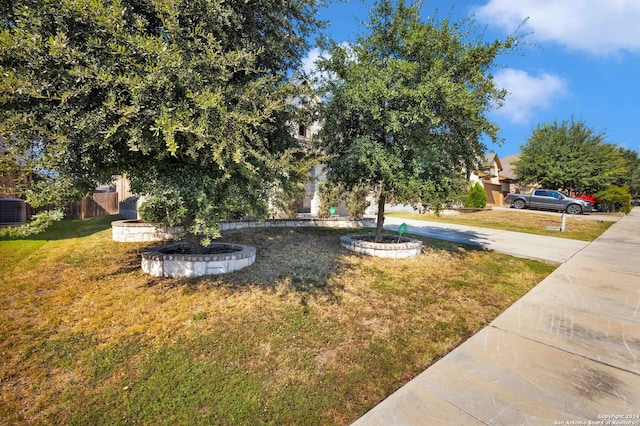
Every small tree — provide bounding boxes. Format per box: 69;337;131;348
314;0;519;242
463;182;488;208
594;185;632;214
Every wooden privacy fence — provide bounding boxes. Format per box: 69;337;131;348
25;192;118;220
65;192;119;220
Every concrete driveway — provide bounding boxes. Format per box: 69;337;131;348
383;216;590;264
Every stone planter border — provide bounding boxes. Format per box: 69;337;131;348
112;217;376;242
111;220;183;242
220;217;375;231
141;242;256;278
340;234;423;258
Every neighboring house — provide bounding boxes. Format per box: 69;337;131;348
500;154;536;195
499;153;518;193
469;153;519;206
468;153;536;206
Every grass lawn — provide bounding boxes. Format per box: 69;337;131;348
387;209;617;241
1;215;555;424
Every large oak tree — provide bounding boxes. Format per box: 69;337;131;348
313;0;520;241
0;0;323;249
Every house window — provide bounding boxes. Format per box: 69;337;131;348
298;125;307;137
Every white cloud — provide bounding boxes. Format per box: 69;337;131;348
493;69;567;123
301;47;323;76
474;0;640;55
301;43;355;77
300;43;356;88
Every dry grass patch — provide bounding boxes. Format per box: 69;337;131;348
0;216;554;424
388;209;615;241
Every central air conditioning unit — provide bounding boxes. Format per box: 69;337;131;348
0;198;27;226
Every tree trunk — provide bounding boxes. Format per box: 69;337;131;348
186;231;207;254
375;193;385;243
183;216;207;254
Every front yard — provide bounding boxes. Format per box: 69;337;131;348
1;216;555;424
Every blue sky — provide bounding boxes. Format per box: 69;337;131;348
303;0;640;159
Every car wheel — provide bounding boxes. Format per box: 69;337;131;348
566;204;582;215
513;199;526;209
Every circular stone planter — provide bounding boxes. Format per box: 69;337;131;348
112;220;183;242
340;234;423;258
141;242;256;277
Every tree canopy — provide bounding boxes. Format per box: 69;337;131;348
615;148;640;198
0;0;323;248
313;0;519;240
514;119;632;194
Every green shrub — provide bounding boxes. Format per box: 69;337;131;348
281;184;306;219
346;184;370;219
284;191;305;219
138;193;187;226
463;182;487;208
594;185;632;213
317;181;341;218
268;182;306;219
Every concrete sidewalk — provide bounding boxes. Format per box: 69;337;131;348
355;209;640;425
384;216;590;264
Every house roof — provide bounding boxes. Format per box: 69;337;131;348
500;154;520;181
484;153;502;172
